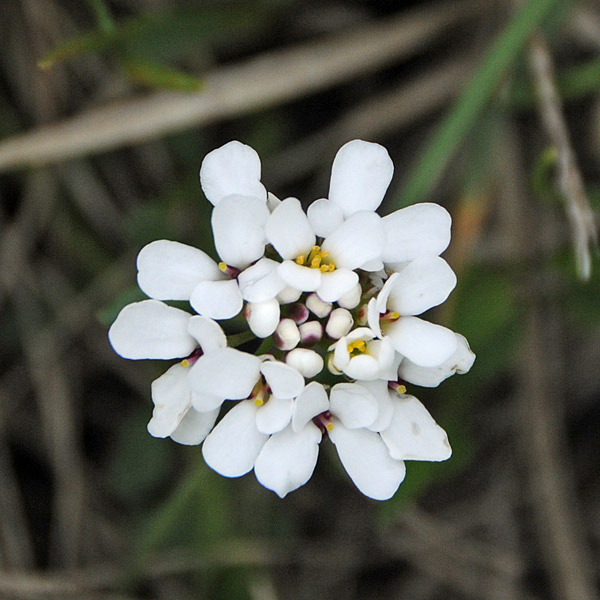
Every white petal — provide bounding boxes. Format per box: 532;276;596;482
382;203;451;263
261;361;305;399
317;269;359;303
386;317;458;367
265;198;315;260
375;272;401;314
322;211;384;271
367;298;382;338
278;260;321;292
238;258;286;303
343;354;382;381
188;347;261;399
190;389;225;412
285;348;324;378
246;298;280;338
200;141;266;205
190;279;243;320
398;333;475;387
147;364;192;438
254;424;321;497
381;395;451;461
211;195;269;269
256;397;294;434
136;240;223;300
187;315;227;352
330;383;378;428
274;318;300;351
305;293;332;318
360;258;384;272
306;198;344;238
266;191;281;211
387;256;456;316
332;336;351;371
337;283;362;309
277;286;303;304
202;402;268;477
109;300;195;359
359;380;395;432
292;382;329;433
329;425;406;500
170;407;220;445
328;140;393;217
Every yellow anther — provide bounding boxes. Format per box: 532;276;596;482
326;422;334;432
390;311;400;320
311;256;321;268
181;359;190;369
254;398;264;407
347;340;367;354
396;385;407;395
218;262;228;272
295;255;305;265
320;263;335;273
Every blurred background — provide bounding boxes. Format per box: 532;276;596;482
0;0;599;599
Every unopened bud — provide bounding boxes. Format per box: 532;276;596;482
306;293;332;318
299;321;323;345
337;283;362;310
325;308;354;339
245;298;280;338
288;303;309;324
286;348;324;378
274;318;300;350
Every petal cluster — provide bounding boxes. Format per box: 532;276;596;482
108;139;475;500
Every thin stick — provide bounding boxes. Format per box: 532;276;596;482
0;0;484;171
528;33;597;279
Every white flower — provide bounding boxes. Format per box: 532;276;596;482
290;382;406;500
201;360;305;478
380;393;452;462
398;333;475;387
367;256;459;367
265;197;384;302
285;348;324;378
109;300;228;444
329;327;395;381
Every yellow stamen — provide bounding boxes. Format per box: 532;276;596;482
396;385;407;395
181;359;190;368
218;262;228;272
347;340;367;354
295;245;336;272
389;311;400;320
254;398;264;407
295;254;305;265
326;422;334;432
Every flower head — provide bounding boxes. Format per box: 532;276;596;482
108;139;475;501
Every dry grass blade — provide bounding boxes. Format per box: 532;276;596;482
528;33;598;279
0;0;485;171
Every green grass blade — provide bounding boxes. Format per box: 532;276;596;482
397;0;565;207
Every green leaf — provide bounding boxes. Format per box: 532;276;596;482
119;58;203;91
397;0;566;207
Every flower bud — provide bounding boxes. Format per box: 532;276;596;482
274;318;300;350
337;283;362;310
277;286;302;304
288;303;309;324
325;308;354;339
245;299;280;338
299;321;323;346
306;293;332;318
286;348;324;378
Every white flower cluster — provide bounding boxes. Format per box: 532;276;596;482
108;140;475;500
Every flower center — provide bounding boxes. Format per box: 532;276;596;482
347;339;367;357
180;347;204;368
313;411;334;433
295;245;335;273
250;377;271;407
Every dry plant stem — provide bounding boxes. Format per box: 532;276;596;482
498;122;598;600
265;54;474;189
528;33;597;279
0;0;485;171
